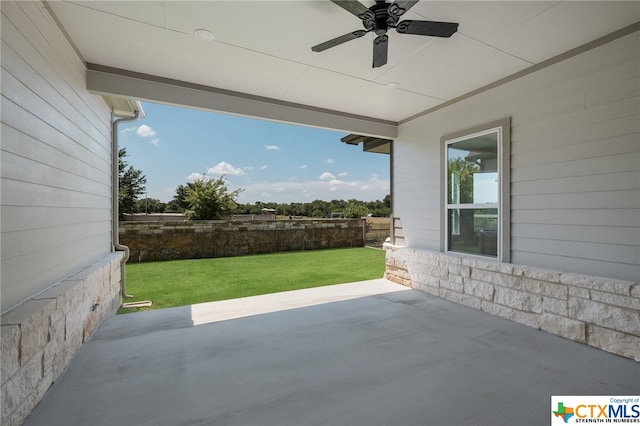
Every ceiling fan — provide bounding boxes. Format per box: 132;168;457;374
312;0;459;68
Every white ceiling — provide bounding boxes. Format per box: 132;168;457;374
49;1;640;123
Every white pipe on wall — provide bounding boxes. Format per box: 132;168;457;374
111;107;144;299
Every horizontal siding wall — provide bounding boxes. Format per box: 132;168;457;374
394;30;639;282
1;1;114;312
392;133;442;251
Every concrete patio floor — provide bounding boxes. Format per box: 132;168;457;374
24;279;639;426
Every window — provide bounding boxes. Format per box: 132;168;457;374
443;119;510;261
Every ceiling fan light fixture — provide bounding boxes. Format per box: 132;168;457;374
194;29;214;42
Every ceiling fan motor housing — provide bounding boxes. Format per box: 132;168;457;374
362;1;399;36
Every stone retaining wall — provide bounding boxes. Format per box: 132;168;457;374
120;219;365;262
1;252;124;426
384;246;640;362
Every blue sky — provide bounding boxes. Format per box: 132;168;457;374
119;102;390;204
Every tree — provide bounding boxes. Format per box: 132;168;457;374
447;157;478;204
329;199;347;213
118;148;147;216
310;199;329;217
365;196;390;217
344;200;370;218
183;176;243;220
166;183;194;212
383;194;391;209
135;198;166;213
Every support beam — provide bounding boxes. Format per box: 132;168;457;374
87;64;397;139
341;134;391;154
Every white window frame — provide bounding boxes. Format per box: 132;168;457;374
441;118;511;262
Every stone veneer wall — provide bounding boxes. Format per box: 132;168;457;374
1;252;124;426
120;219;365;262
384;246;640;362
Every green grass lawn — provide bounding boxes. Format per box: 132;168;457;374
118;247;385;313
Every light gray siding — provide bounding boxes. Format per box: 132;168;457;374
394;31;639;282
1;1;114;312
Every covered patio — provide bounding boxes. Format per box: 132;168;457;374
23;279;639;426
2;2;638;423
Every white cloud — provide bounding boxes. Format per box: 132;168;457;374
325;159;334;164
186;172;205;182
207;161;245;176
244;166;255;171
265;145;280;150
122;125;160;145
297;164;307;169
319;172;335;180
329;179;357;187
121;126;137;134
338;172;349;177
260;165;268;170
136;124;156;138
235;177;390;204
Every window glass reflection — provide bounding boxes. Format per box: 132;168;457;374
447;134;498;205
448;208;498;256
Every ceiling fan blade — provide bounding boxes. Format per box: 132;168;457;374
396;20;459;37
372;35;388;68
391;0;419;16
330;0;369;18
312;30;368;52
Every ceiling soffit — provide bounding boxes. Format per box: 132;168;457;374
46;1;640;126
